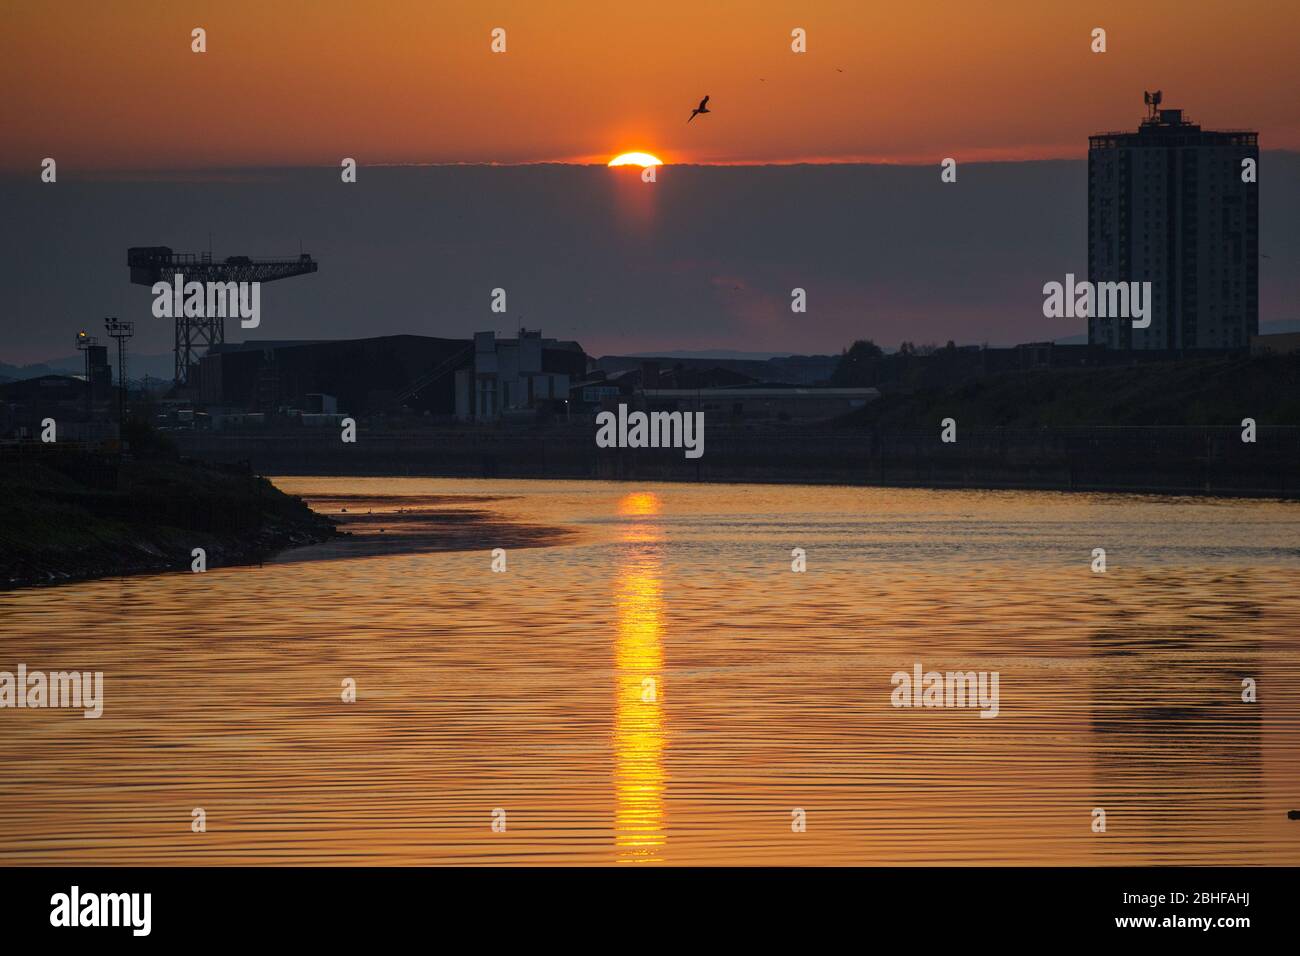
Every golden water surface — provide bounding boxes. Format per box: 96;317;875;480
1;478;1298;865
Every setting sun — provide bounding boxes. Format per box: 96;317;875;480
608;152;663;168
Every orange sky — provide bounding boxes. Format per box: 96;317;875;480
2;0;1298;171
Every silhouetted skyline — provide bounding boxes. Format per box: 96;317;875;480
3;157;1298;365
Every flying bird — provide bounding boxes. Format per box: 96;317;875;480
688;95;711;122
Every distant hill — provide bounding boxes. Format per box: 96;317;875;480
0;359;78;381
1261;319;1300;335
0;352;174;384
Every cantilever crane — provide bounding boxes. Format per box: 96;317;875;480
127;246;318;386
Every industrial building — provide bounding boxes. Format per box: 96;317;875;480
196;331;584;420
454;330;585;421
1088;97;1259;350
0;374;119;442
199;335;472;416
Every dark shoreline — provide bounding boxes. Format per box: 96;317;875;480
271;491;576;566
172;424;1300;501
0;448;339;592
6;423;1297;594
0;457;581;592
2;524;331;592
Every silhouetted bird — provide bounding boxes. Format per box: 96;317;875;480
688;95;711;122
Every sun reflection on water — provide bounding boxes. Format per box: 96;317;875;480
614;492;666;861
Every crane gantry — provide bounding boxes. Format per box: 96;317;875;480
127;246;318;386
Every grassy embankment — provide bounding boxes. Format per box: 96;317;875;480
838;354;1300;428
1;442;336;589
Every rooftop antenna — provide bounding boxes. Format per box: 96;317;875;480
1143;89;1162;122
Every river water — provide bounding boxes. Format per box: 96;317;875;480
2;478;1298;864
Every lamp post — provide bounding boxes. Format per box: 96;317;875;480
104;317;134;426
74;330;98;421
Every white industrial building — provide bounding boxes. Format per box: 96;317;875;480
454;329;573;421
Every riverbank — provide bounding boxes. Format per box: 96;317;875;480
270;489;575;565
0;445;338;590
170;422;1300;500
